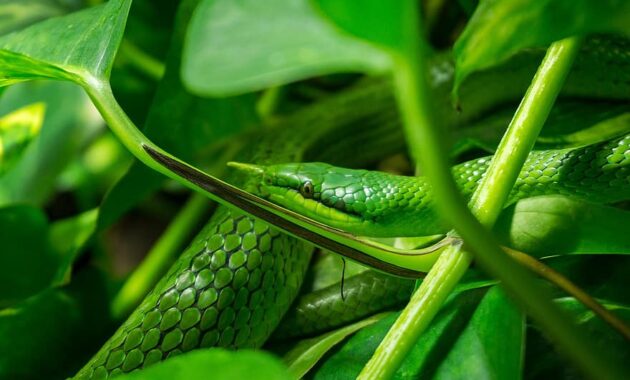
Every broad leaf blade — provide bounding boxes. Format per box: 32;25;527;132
182;0;389;96
453;0;630;93
496;196;630;256
0;0;132;84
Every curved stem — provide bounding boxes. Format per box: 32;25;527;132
111;193;212;319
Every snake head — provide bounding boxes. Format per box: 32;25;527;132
228;161;367;231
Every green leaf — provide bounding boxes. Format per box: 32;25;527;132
526;296;630;377
0;267;113;379
283;312;389;379
0;81;100;207
0;0;131;85
0;205;57;307
115;349;291;380
314;0;413;52
431;287;524;379
99;0;259;228
182;0;389;96
49;208;98;285
496;196;630;256
0;102;44;174
0;0;79;36
312;288;488;379
453;0;630;92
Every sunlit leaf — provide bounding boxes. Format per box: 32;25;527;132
182;0;389;96
0;102;45;174
453;0;630;93
115;349;291;380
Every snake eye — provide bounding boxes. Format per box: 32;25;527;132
300;181;314;198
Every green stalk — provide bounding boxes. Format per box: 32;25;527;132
359;6;623;377
119;40;166;81
111;193;212;319
470;38;582;225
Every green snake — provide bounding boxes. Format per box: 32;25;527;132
75;37;630;378
233;132;630;238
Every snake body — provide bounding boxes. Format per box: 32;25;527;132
75;37;630;378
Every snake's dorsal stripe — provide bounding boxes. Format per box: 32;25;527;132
143;144;423;278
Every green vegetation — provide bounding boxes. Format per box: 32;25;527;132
0;0;628;379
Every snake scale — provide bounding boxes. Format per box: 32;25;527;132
75;37;630;378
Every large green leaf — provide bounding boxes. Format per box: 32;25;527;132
181;0;389;96
0;205;57;307
0;0;131;85
115;349;291;380
431;287;524;379
0;267;113;379
496;196;630;256
453;0;630;93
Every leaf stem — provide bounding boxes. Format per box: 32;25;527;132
359;8;624;377
110;193;212;319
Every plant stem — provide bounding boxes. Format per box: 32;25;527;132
119;40;166;81
111;193;212;319
359;11;624;377
469;38;582;225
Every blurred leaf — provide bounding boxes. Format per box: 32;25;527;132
0;102;45;174
0;0;80;36
496;196;630;256
49;208;98;285
0;267;114;379
312;288;488;379
115;349;291;380
283;312;389;378
453;0;630;93
0;205;57;307
0;0;131;86
182;0;389;96
99;0;259;228
0;81;101;207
